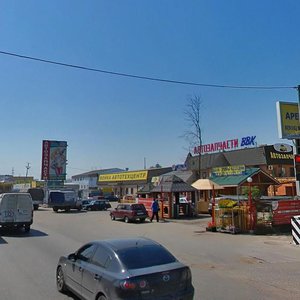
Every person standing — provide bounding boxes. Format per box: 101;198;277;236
150;198;160;222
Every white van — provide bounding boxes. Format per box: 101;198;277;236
0;193;33;232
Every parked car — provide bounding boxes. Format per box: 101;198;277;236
81;199;91;206
83;200;111;211
104;194;119;202
110;203;148;223
56;237;194;300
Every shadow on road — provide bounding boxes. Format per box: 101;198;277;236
0;228;48;238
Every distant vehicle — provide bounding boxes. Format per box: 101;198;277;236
27;188;45;210
0;193;33;232
56;237;194;300
179;197;189;204
88;190;104;200
81;199;91;206
83;200;111;211
104;194;119;202
110;203;148;223
48;190;82;212
120;195;135;203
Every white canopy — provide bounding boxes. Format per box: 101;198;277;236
192;178;224;190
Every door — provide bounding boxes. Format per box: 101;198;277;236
16;194;33;223
114;205;124;219
81;245;110;300
0;194;18;223
66;243;97;297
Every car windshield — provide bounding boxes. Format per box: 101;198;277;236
117;245;177;269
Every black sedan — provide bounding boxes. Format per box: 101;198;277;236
82;200;111;211
56;237;194;300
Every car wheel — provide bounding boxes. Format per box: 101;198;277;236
56;266;67;293
53;207;58;212
140;218;145;223
24;225;30;233
97;295;107;300
124;216;129;223
111;214;115;220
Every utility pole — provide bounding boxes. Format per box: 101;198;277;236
25;162;31;177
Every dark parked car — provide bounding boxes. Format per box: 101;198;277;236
83;200;111;211
81;199;91;206
104;194;119;202
56;237;194;300
110;203;148;223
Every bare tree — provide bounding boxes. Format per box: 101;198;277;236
183;95;203;179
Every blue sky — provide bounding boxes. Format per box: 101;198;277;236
0;1;299;179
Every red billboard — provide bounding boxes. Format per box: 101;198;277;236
41;140;67;180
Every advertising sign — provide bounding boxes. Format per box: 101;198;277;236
212;165;246;177
99;171;148;182
194;135;256;155
276;101;300;139
264;144;294;165
41;140;67;180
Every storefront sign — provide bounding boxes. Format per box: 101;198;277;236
276;101;300;139
194;135;256;154
212;165;246;176
99;171;148;182
264;144;294;165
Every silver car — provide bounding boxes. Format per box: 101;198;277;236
56;237;194;300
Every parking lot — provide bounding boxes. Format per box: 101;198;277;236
1;205;300;300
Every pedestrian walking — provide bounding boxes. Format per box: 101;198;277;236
150;198;160;222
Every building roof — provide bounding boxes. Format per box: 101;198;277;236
72;168;124;179
162;170;197;185
210;167;279;187
186;146;267;171
151;175;197;193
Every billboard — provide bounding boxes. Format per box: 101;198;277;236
276;101;300;139
41;140;67;180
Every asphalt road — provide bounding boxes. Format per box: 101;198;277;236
1;204;300;300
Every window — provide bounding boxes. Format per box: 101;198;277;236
117;245;176;269
91;246;110;268
77;243;97;262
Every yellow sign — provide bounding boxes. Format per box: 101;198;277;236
99;171;148;182
212;165;245;176
276;101;300;139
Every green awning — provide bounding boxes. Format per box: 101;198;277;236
210;167;279;187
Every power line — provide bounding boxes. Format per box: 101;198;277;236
0;50;296;90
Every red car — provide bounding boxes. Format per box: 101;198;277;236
110;203;148;223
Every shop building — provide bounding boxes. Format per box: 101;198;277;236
71;168;124;198
185;143;295;196
98;167;172;198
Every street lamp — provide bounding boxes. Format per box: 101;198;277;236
247;177;253;231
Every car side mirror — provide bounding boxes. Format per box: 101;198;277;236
68;253;77;261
